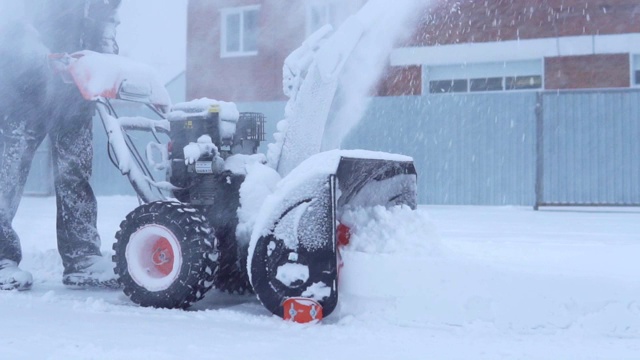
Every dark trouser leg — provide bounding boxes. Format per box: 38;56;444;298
0;22;50;265
0;108;47;263
49;89;102;274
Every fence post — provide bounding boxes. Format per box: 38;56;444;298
534;92;544;210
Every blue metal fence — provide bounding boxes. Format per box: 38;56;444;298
23;136;54;196
342;93;538;205
535;89;640;208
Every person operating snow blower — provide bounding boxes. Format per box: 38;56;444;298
0;0;122;290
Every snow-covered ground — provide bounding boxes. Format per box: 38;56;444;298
2;196;640;359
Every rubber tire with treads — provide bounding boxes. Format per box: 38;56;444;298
113;201;218;309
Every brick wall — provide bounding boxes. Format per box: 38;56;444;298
187;0;419;101
376;65;422;96
187;0;305;102
411;0;640;46
545;54;631;89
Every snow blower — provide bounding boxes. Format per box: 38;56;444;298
51;13;418;323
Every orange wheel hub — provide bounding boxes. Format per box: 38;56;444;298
151;237;174;276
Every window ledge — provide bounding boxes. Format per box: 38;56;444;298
221;51;259;58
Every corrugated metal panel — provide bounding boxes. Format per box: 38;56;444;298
24;136;53;196
540;90;640;206
22;123;136;197
91;104;165;197
343;93;538;205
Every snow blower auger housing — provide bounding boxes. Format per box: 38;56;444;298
248;151;417;322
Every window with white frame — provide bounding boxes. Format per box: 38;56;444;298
425;60;543;94
306;0;356;36
221;5;260;58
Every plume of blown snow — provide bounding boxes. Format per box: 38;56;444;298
321;0;428;150
0;2;26;26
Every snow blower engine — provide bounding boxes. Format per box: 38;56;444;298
167;102;265;205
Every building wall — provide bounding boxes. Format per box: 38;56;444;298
187;0;306;103
188;0;640;100
545;54;631;89
375;65;422;96
188;0;397;101
412;0;640;46
388;0;640;95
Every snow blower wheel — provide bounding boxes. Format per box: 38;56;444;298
113;201;218;309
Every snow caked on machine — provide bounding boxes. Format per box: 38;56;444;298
54;1;418;323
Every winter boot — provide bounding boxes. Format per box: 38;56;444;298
62;255;120;289
0;260;33;291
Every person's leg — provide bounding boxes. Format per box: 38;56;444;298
48;85;103;275
0;117;31;264
48;83;119;288
0;91;47;290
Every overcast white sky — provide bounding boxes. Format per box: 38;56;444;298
117;0;188;83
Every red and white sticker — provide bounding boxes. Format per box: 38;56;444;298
283;298;323;323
